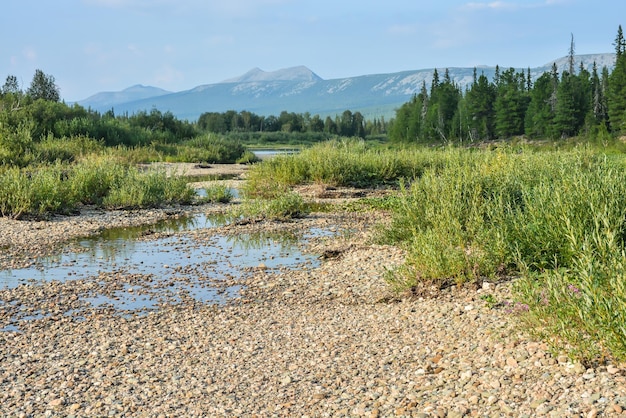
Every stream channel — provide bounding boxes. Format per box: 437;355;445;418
0;209;335;332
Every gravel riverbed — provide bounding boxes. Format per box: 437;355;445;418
1;186;626;416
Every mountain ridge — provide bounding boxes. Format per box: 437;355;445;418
78;53;616;120
79;85;172;109
220;66;322;83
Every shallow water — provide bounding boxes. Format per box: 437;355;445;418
0;211;325;326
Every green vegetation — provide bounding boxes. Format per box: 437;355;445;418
389;27;626;145
384;147;626;361
198;109;388;139
234;191;310;221
243;138;428;197
0;156;192;218
248;139;626;361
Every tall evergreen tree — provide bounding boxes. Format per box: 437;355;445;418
568;33;576;75
425;69;461;142
608;25;626;134
466;72;496;140
553;71;579;137
494;68;529;138
525;72;557;138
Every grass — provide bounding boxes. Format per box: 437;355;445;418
244;138;626;361
0;155;200;218
233;191;310;221
111;135;260;164
0;132;248;218
242;138;432;198
379;146;626;361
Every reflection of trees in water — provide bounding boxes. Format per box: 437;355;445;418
225;231;299;252
72;214;212;261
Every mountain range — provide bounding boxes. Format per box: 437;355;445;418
77;53;616;121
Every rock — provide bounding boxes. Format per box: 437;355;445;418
607;365;621;374
48;398;64;407
530;398;547;409
506;356;518;368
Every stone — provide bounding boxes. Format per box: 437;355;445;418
530;398;547;409
506;357;518;368
607;365;620;374
49;398;65;407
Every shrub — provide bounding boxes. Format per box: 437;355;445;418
236;191;309;220
380;146;626;360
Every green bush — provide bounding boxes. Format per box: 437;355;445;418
0;163;76;218
103;166;195;209
380;146;626;360
0;157;197;217
236;191;309;220
243;138;433;197
198;185;234;204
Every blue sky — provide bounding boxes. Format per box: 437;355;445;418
2;0;624;101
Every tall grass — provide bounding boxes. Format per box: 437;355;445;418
243;138;433;198
0;155;197;218
380;146;626;360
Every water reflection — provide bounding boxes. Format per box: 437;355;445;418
0;211;326;325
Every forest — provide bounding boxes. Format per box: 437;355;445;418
390;29;626;144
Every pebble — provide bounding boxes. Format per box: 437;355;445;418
1;199;625;416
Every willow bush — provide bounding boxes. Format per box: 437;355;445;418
381;147;626;360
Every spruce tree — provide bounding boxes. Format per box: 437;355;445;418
494;68;529;138
466;72;496;140
554;71;578;137
525;72;557;138
608;25;626;134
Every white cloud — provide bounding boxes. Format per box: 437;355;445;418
463;0;566;11
464;1;519;11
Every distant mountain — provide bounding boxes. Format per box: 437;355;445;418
221;66;322;83
77;54;616;121
78;84;172;110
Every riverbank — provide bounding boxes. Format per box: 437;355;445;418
1;169;626;416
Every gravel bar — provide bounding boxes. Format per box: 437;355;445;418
1;203;626;417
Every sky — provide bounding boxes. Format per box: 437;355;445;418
2;0;625;102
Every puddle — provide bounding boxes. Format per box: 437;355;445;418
0;212;329;330
253;149;298;160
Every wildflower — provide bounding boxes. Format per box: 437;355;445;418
567;284;580;294
514;302;530;313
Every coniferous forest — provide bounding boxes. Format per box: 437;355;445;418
389;27;626;145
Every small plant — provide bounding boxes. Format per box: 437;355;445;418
197;185;234;204
480;293;498;309
236;190;310;221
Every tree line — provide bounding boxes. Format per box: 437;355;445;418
0;69;387;150
390;28;626;144
198;109;388;138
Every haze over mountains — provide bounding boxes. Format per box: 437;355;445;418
78;53;616;121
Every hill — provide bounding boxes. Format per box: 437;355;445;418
77;54;616;121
